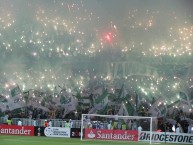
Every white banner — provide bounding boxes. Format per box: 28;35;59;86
44;127;70;138
139;131;193;144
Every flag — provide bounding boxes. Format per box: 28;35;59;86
135;92;139;111
149;96;164;110
60;95;71;104
75;91;81;99
120;85;128;98
0;95;8;103
159;104;167;116
0;103;7;112
148;96;166;117
95;89;108;104
53;85;63;97
88;88;109;114
125;101;134;116
11;86;22;97
0;95;8;112
102;94;108;106
167;100;180;108
115;85;123;98
62;97;77;117
179;91;188;100
5;95;25;111
93;85;103;95
117;103;128;116
179;91;191;107
27;90;44;109
6;85;26;110
54;87;78;116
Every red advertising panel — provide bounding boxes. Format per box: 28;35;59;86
0;125;34;136
85;129;138;141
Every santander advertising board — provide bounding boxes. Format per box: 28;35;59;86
0;125;34;136
85;129;138;141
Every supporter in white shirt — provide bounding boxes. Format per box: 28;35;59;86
176;126;180;133
48;120;52;127
33;119;37;126
4;114;8;123
88;122;92;128
132;121;137;130
138;125;142;132
70;120;73;128
18;119;22;126
138;125;142;137
107;122;112;130
188;124;193;134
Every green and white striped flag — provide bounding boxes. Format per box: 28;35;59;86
0;95;8;103
11;86;22;97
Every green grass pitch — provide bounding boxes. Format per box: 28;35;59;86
0;135;184;145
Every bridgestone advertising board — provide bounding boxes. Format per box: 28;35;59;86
139;131;193;144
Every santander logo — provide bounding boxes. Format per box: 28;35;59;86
0;125;34;136
85;129;138;141
87;130;96;138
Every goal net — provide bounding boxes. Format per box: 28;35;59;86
81;114;157;144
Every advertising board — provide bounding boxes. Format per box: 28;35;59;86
44;127;70;138
85;128;138;141
0;125;34;136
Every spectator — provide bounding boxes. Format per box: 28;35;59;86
113;121;117;129
4;114;8;124
188;124;193;134
33;119;37;126
17;119;22;126
65;121;70;128
48;120;52;127
176;125;180;133
138;125;142;132
122;123;126;130
127;119;132;130
44;120;48;127
107;122;112;130
69;119;73;128
100;123;104;129
117;120;122;130
132;121;137;130
7;117;12;125
96;121;100;129
88;122;92;128
172;125;176;132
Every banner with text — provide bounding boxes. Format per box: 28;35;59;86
85;128;138;141
44;127;70;138
70;128;81;138
0;125;34;136
139;131;193;144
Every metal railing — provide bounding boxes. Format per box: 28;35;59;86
0;117;81;128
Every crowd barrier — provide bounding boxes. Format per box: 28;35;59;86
0;117;81;128
0;117;4;124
